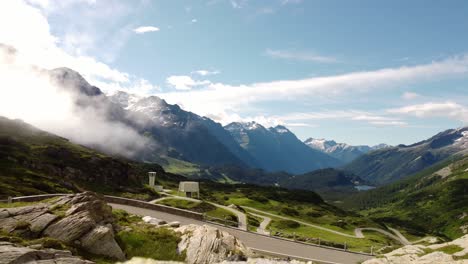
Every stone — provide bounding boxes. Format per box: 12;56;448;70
80;225;125;261
29;213;59;233
43;210;95;243
0;192;124;261
142;216;167;225
0;243;94;264
168;221;181;228
175;224;251;264
363;234;468;264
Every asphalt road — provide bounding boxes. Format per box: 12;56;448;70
110;203;373;264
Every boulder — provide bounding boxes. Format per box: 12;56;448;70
142;216;167;225
80;225;125;260
175;224;251;264
0;242;94;264
0;192;125;261
363;234;468;264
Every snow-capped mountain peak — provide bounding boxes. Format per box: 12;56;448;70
304;138;337;151
304;137;391;163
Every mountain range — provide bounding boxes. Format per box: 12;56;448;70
31;68;468;187
304;138;390;163
47;68;347;174
225;122;341;174
344;127;468;185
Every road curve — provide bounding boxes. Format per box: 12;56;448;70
244;206;357;238
110;203;372;264
245;206;410;245
151;196;248;231
248;212;271;235
355;228;409;245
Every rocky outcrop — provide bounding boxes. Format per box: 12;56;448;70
175;224;251;264
0;241;94;264
363;234;468;264
0;192;125;260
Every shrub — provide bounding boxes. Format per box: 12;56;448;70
15;221;30;230
192;202;216;213
247;215;260;228
274;220;300;229
280;207;299;216
306;211;324;218
249;194;268;203
117;227;185;261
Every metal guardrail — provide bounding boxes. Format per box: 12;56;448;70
203;215;239;227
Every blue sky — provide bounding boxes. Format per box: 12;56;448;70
1;0;468;145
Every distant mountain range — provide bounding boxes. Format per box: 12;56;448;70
46;68;341;174
344;127;468;185
41;68;468;186
225;122;341;174
304;138;390;163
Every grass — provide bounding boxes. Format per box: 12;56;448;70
160;156;201;176
436;244;464;254
247;214;261;232
267;219;396;253
112;209;141;226
205;207;238;226
117;226;185;261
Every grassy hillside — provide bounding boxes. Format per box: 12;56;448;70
344;127;467;185
0;116;184;198
344;155;468;239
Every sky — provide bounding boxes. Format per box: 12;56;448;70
1;0;468;146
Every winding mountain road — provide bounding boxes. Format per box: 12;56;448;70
151;196;248;231
154;196;411;245
248;212;271;235
110;203;372;264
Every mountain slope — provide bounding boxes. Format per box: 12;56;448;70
344;127;468;185
344;155;468;239
304;138;390;164
225;122;341;174
0;116;182;196
108;91;257;168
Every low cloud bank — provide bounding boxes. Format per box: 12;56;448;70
0;44;150;158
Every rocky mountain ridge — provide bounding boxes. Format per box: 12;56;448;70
345;126;468;185
304;138;390;163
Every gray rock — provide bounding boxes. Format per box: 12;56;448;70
0;243;94;264
168;221;181;228
29;213;58;233
175;224;251;264
43;210;95;243
0;192;124;261
80;225;125;261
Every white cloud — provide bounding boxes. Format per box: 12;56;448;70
133;26;160;34
265;49;339;63
166;75;210;90
0;1;157;96
192;70;220;76
267;111;406;127
191;19;198;23
230;0;248;9
158;55;468;124
0;44;150;158
281;0;303;5
402;91;420;100
388;102;468;123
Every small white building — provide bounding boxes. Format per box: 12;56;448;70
178;181;200;198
